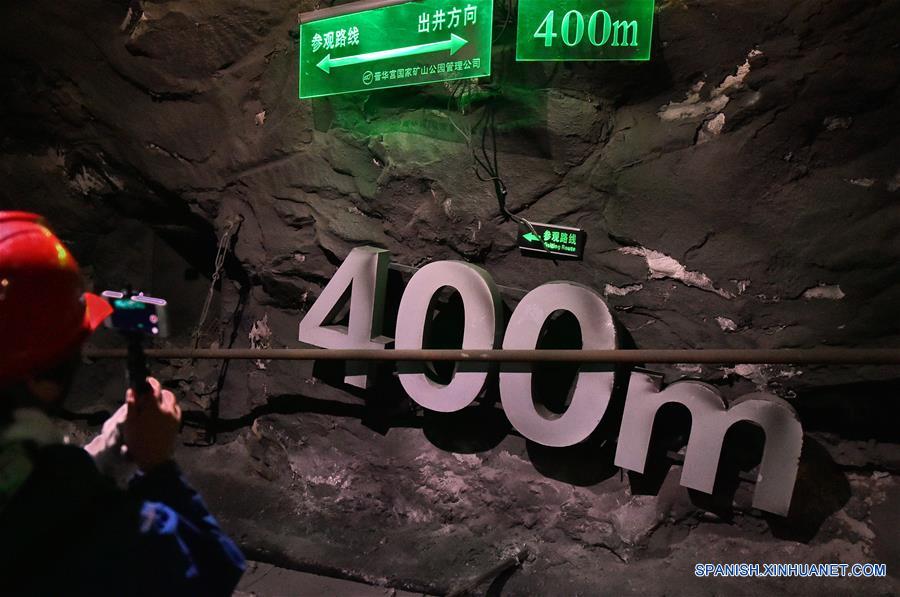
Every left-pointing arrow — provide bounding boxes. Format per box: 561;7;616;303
317;33;468;74
522;232;540;242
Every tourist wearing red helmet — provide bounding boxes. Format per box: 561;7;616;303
0;212;245;596
0;211;113;388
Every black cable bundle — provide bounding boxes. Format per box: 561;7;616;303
471;104;554;258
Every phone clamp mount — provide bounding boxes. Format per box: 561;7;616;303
100;289;169;396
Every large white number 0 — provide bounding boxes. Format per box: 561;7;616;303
499;282;617;447
298;247;391;388
395;262;501;412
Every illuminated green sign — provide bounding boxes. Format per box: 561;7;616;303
516;0;654;61
518;222;586;260
299;0;493;99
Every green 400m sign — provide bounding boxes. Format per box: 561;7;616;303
516;0;654;61
298;0;654;98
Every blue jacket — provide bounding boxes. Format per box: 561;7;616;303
0;442;245;596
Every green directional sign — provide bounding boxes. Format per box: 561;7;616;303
299;0;493;99
516;0;654;62
518;222;586;260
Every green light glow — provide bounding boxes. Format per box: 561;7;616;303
516;0;654;61
300;0;492;99
113;299;147;310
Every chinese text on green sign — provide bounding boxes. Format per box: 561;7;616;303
299;0;493;99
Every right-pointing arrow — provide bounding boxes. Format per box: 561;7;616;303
317;33;469;74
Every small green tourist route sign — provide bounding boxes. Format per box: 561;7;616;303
516;0;654;61
299;0;493;99
518;222;587;260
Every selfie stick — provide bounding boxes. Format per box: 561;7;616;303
126;333;152;397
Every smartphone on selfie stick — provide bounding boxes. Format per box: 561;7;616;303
101;290;169;396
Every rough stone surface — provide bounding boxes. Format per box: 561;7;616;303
2;0;899;594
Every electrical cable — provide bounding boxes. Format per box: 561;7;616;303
471;104;556;259
491;0;514;42
440;0;554;259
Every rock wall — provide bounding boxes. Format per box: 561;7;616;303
1;0;898;594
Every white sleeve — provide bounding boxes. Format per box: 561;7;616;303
83;403;136;486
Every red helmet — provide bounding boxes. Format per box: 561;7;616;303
0;212;112;388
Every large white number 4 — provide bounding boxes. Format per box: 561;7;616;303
298;246;392;388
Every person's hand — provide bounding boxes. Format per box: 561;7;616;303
124;376;181;472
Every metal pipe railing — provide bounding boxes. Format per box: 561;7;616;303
82;347;900;365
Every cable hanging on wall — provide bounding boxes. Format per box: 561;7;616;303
471;102;556;259
192;214;243;349
436;0;566;260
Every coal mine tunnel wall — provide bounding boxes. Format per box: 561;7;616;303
1;0;899;594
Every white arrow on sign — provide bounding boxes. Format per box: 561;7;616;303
316;33;468;74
